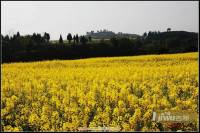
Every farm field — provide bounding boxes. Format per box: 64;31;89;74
1;52;199;131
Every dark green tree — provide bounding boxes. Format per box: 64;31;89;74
4;35;10;43
143;32;147;39
59;35;63;44
167;28;171;32
67;33;72;44
73;35;76;44
75;34;79;44
80;36;87;45
44;32;50;43
16;31;20;38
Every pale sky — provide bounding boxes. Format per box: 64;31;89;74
1;1;199;40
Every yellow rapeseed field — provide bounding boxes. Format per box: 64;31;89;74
1;52;199;131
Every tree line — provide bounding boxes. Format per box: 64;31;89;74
59;33;92;44
1;30;198;63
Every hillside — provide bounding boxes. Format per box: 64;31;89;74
1;31;198;63
85;30;140;39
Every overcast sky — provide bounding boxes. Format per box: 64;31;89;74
1;1;199;40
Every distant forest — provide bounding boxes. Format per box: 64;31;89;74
1;30;198;63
